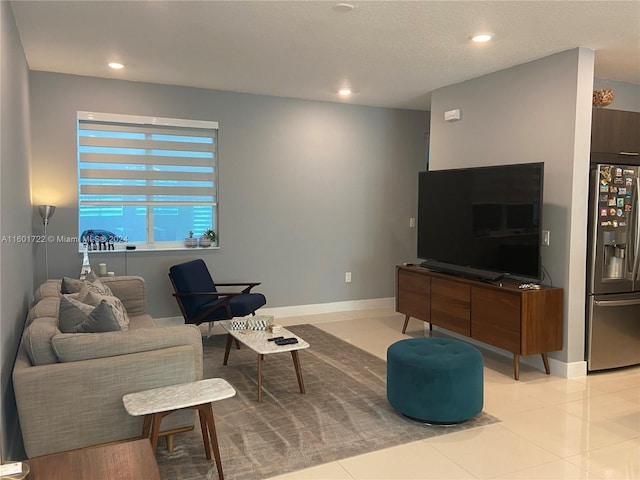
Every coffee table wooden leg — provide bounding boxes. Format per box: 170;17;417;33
291;350;305;394
257;354;263;402
202;403;224;480
166;433;174;452
196;405;212;460
141;414;152;439
149;412;162;452
223;334;233;365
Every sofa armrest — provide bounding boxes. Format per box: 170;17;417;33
101;276;146;315
13;344;200;458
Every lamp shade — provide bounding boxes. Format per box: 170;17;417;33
38;205;56;225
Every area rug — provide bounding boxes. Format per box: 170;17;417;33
155;324;499;480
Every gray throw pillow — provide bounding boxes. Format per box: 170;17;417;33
58;297;121;333
61;274;112;296
60;277;84;294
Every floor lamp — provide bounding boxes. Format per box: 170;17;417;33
38;205;56;279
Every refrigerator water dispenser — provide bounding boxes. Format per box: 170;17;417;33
602;231;626;280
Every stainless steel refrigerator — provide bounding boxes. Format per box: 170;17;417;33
586;156;640;371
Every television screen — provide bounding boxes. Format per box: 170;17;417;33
417;162;544;281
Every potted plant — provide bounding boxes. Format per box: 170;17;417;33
184;230;198;248
199;228;216;247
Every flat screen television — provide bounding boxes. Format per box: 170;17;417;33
417;162;544;282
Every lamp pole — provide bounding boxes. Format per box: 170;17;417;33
38;205;56;279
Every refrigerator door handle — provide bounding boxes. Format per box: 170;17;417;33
593;298;640;307
633;176;640;280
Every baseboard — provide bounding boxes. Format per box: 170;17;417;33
260;297;395;319
155;297;396;327
550;358;587;378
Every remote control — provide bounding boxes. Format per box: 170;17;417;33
267;336;284;342
275;337;298;345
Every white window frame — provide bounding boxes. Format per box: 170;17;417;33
77;111;219;251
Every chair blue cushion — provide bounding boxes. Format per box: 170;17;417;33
197;293;267;321
387;338;483;424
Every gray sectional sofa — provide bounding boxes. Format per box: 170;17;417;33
13;275;203;458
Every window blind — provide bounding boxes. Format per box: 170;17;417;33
78;114;218;208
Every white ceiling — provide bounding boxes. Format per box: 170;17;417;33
9;1;640;111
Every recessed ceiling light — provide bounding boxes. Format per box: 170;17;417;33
333;3;354;13
338;88;352;96
108;62;125;70
470;34;493;43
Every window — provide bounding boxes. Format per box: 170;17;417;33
77;112;218;249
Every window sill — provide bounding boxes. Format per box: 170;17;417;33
80;245;220;253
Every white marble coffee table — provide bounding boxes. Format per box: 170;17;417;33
123;378;235;480
218;320;310;402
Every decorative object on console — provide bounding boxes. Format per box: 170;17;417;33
80;229;123;251
199;228;216;247
184;230;197;248
80;244;91;279
38;204;55;279
593;88;614;107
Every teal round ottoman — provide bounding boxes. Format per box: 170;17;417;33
387;338;483;424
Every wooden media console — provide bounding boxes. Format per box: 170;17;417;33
396;265;563;380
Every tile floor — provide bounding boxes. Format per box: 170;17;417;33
261;307;640;480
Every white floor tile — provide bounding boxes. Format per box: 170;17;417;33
338;440;477;479
425;424;559;479
491;459;602;479
565;438;640;480
268;461;355;480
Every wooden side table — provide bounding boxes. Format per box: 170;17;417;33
123;378;236;480
24;439;160;480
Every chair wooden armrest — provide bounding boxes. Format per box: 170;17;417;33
214;282;261;293
172;291;247;298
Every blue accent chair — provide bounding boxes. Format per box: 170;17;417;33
169;259;267;325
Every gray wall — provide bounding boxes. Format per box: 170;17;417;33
429;48;595;368
29;72;429;318
1;1;33;460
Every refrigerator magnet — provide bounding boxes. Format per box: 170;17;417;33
617;198;625;207
601;208;609;217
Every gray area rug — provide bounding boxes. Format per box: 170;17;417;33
155;324;499;480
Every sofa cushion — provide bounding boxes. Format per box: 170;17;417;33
51;326;199;363
79;291;130;331
22;317;60;366
61;273;112;296
58;297;121;334
27;296;60;327
33;280;61;303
